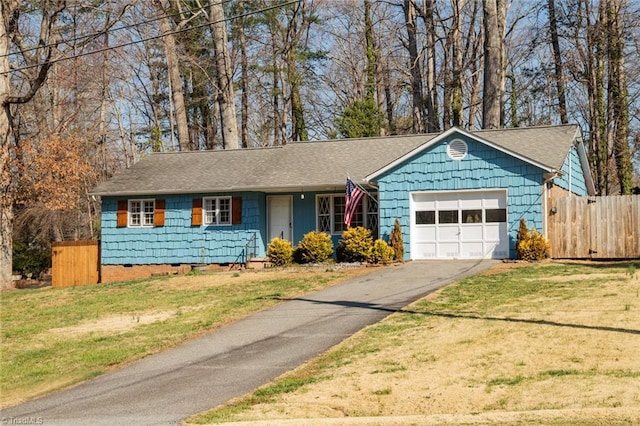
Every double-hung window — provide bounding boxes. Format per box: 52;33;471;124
317;193;378;236
129;199;155;227
204;196;232;225
116;199;164;228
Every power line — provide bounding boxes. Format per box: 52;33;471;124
0;0;232;60
1;0;299;75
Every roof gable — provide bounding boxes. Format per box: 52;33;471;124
365;125;579;182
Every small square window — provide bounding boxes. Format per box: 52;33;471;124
486;208;507;223
439;210;459;224
462;209;482;223
416;211;436;225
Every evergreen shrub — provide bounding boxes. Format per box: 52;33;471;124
296;231;334;263
516;219;551;261
266;237;293;266
337;226;373;263
389;218;404;261
369;239;395;264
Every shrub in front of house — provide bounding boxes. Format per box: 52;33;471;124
389;218;404;261
296;231;334;263
368;239;395;264
516;219;551;261
267;237;293;266
337;226;373;263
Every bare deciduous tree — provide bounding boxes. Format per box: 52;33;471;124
208;1;239;149
482;0;506;129
155;0;191;151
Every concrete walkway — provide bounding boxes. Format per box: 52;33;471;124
1;260;496;426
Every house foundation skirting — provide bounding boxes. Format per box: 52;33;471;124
101;264;195;283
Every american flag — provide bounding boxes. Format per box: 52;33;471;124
345;177;365;227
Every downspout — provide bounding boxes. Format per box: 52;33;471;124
575;140;597;196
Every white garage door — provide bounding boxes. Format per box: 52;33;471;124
410;190;509;260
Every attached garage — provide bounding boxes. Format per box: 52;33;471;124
410;190;509;260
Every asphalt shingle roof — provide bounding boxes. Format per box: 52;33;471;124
472;124;579;171
91;124;580;196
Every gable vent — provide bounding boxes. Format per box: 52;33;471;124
447;139;468;160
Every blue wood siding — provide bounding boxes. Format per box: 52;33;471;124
278;191;342;252
553;146;588;195
375;134;547;259
101;191;335;265
290;192;318;245
101;192;266;265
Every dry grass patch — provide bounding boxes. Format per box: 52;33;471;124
44;311;177;337
190;261;640;425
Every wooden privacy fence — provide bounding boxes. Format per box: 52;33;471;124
51;240;100;287
548;195;640;259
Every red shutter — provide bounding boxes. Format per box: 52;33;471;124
154;199;165;226
192;198;203;226
117;200;128;228
232;197;242;224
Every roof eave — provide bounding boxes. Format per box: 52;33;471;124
90;182;370;198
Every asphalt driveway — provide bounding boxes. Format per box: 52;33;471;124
1;260;496;426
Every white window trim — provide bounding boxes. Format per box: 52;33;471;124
128;199;155;227
203;196;232;226
316;193;377;235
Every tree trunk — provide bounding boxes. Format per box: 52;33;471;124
403;0;425;133
289;74;307;142
209;2;239;150
271;36;282;146
482;0;506;129
0;0;110;287
1;1;16;288
422;0;439;132
584;0;607;195
382;58;395;134
548;0;568;124
288;60;307;142
467;0;482;129
363;0;380;136
156;0;191;151
237;0;249;148
278;64;289;144
286;3;308;142
508;73;519;127
451;0;464;127
606;0;633;194
364;0;376;101
0;13;11;287
364;0;381;135
442;33;452;130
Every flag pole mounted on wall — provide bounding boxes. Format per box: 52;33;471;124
345;177;366;228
